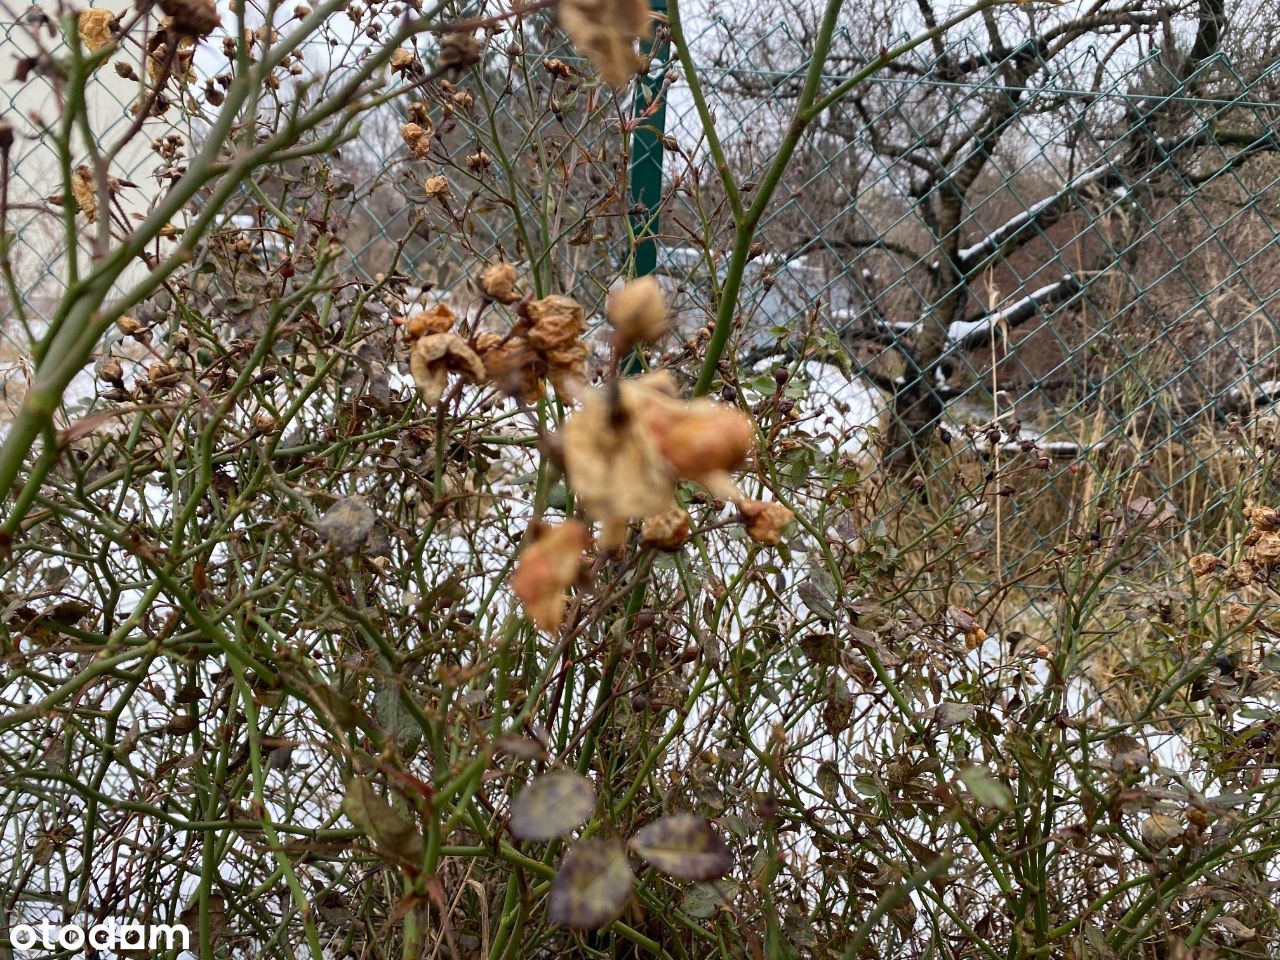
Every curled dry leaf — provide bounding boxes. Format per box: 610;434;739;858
559;0;650;87
738;499;795;546
1141;814;1183;851
478;261;521;304
511;520;590;632
607;276;668;344
315;496;376;557
71;166;97;223
549;839;634;930
77;9;115;54
630;814;732;880
409;332;485;406
509;770;596;841
342;776;424;866
401;122;432;159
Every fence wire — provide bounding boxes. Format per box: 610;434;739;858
5;12;1280;640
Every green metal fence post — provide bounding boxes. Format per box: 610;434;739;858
629;0;669;281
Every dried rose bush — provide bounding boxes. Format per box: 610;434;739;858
2;0;1280;958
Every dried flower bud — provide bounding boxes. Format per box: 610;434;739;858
115;315;142;336
607;276;667;344
98;359;123;383
466;151;491;170
738;499;794;546
148;361;177;384
251;411;276;433
477;261;521;304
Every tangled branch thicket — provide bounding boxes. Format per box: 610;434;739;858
6;0;1280;956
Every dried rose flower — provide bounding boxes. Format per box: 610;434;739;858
409;332;486;406
607;276;667;344
738;499;794;546
478;262;521;304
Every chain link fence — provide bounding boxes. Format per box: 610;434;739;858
5;10;1280;655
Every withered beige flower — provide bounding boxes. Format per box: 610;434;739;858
71;166;98;223
526;295;588;395
561;371;756;547
78;9;115;54
559;0;651;87
511;521;591;632
401;122;432;159
425;175;451;199
389;48;418;74
402;304;456;339
158;0;219;36
478;334;545;404
409;332;486;406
